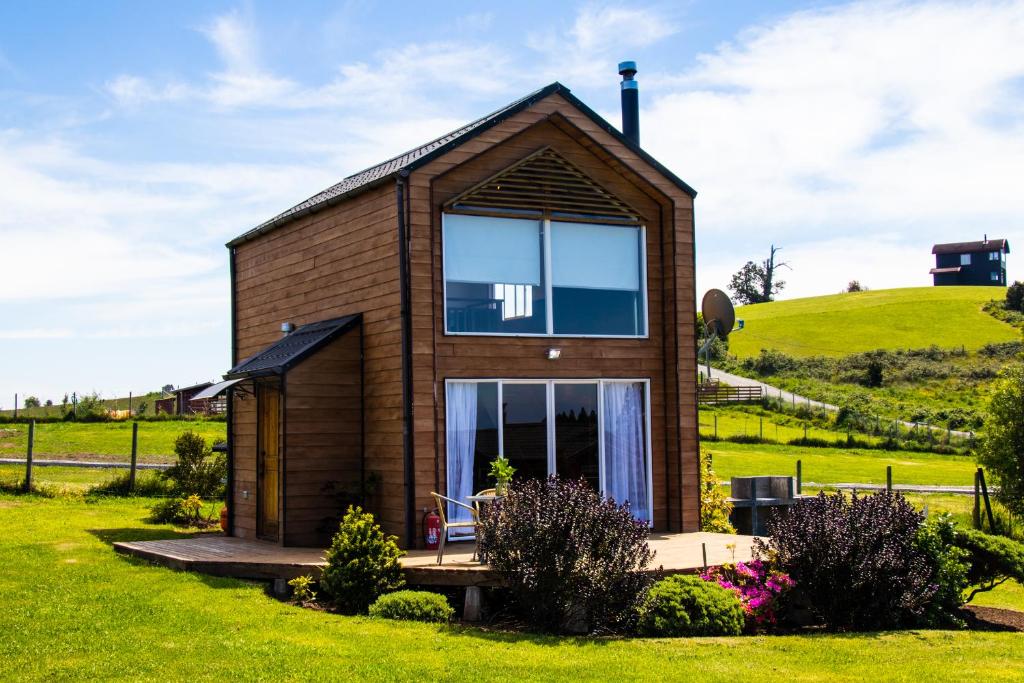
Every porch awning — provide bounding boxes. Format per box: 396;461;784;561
225;314;361;380
190;378;246;401
929;266;962;274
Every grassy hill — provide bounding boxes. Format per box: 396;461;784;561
728;286;1017;359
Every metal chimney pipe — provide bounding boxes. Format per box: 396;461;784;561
619;60;639;146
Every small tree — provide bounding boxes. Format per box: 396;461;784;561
44;399;53;407
846;280;865;293
978;367;1024;517
23;396;40;408
1006;281;1024;312
162;431;226;498
728;245;788;305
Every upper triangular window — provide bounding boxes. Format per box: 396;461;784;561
445;147;641;224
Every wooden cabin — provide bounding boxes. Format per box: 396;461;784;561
217;69;700;549
930;237;1009;286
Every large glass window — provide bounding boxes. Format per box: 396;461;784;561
444;214;546;334
555;383;599;489
501;383;549;482
445;379;651;532
444;214;647;337
552;221;643;335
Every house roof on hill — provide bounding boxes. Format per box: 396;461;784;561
225;314;361;379
932;238;1010;255
227;82;697;248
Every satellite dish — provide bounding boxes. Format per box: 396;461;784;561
701;289;736;339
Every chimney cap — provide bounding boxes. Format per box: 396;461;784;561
618;61;638;79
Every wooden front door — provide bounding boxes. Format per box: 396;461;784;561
257;384;281;541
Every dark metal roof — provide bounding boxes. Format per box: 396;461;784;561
932;239;1009;255
225;314;360;379
227;82;697;248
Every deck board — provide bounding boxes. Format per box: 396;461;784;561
113;532;758;585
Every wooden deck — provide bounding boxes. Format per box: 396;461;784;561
113;532;758;586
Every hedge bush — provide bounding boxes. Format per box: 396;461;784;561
954;528;1024;601
757;491;950;630
321;506;404;614
369;590;454;623
478;476;653;634
637;575;744;637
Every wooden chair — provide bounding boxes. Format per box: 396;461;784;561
430;492;479;565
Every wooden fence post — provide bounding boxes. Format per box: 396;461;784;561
796;460;802;494
24;420;34;492
129;422;139;492
973;469;982;529
978;468;996;532
714;414;717;439
759;417;763;440
886;465;892;492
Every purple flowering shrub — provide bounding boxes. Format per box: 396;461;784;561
479;476;654;634
701;560;794;631
756;491;946;630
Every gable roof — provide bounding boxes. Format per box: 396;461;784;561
933;238;1009;255
225;314;360;379
227;82;696;247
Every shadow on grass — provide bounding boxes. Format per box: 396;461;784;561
87;526;197;545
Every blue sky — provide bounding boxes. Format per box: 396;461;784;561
2;1;1023;406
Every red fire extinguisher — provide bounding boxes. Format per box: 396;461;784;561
423;508;441;550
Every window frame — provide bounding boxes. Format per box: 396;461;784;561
443;377;654;530
960;253;972;266
441;213;649;339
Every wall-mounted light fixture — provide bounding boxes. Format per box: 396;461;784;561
546;347;561;360
281;322;295;335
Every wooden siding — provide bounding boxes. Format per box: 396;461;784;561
230;89;699;547
283;327;363;547
231;182;404;543
407;94;699;534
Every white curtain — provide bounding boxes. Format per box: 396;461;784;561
603;382;650;523
446;383;478;534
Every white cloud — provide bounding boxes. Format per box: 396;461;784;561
642;0;1024;298
528;5;678;86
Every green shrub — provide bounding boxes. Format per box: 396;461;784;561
700;450;735;534
88;471;174;497
478;476;654;634
162;431;226;498
953;528;1024;602
914;514;970;627
288;575;318;603
320;506;404;614
149;495;206;526
637;575;744;637
368;590;454;623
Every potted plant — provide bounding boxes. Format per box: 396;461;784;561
489;455;516;496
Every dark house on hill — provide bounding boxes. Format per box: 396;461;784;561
204;64;701;549
930;236;1009;286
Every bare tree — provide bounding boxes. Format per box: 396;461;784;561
729;245;790;305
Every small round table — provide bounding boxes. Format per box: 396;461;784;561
466;493;505;563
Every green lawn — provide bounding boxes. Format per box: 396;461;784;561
700;406;887;445
0;494;1022;681
0;464;126;490
729;286;1017;359
708;442;978;487
0;420;226;462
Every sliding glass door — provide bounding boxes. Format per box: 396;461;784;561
445;379;651;527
